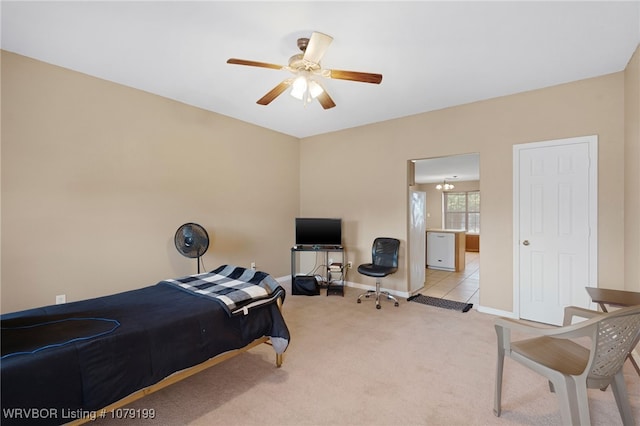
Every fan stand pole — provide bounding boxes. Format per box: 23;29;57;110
197;256;201;274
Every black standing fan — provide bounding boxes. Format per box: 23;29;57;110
174;223;209;273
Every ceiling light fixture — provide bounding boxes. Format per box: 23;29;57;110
436;180;455;191
290;72;324;106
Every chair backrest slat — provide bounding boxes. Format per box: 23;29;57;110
590;310;640;378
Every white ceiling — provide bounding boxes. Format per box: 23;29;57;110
1;2;638;183
414;153;480;184
2;1;639;141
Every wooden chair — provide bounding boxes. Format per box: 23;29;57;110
493;304;640;425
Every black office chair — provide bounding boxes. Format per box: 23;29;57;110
357;237;400;309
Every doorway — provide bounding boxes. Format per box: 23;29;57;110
424;252;480;304
408;153;480;305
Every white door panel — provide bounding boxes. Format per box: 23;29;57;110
409;189;426;294
514;136;597;325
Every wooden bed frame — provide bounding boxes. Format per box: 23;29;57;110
67;298;284;425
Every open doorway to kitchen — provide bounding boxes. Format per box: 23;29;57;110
409;153;480;307
424;251;480;305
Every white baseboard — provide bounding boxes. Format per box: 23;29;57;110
278;276;411;299
476;305;515;318
278;275;515;317
343;280;411;299
275;275;290;284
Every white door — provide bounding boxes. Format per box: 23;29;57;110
409;189;426;294
514;135;597;325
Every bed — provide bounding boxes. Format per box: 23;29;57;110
1;265;290;425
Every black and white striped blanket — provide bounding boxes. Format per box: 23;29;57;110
160;265;283;316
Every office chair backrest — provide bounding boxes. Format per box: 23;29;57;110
371;238;400;268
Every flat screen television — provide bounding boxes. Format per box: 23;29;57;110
295;218;342;247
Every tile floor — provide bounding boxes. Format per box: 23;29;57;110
421;251;480;307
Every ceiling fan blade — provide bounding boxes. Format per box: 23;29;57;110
316;90;336;110
227;58;284;70
256;80;292;105
303;32;333;64
329;69;383;84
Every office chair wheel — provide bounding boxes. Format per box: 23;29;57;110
376;304;381;309
357;299;362;304
394;302;399;307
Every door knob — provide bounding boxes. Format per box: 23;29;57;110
522;240;530;246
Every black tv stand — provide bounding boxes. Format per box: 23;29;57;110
291;245;345;296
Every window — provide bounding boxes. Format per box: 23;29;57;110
444;191;480;233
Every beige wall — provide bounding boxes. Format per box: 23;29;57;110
625;45;640;292
300;67;629;313
2;44;639;314
1;51;299;312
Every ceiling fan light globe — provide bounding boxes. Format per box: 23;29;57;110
308;80;324;99
290;75;307;100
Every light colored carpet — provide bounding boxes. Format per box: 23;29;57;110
95;284;640;426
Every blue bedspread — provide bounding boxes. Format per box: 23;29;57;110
1;267;289;425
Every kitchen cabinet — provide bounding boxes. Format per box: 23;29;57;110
466;233;480;252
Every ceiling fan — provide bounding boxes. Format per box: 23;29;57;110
227;32;382;109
